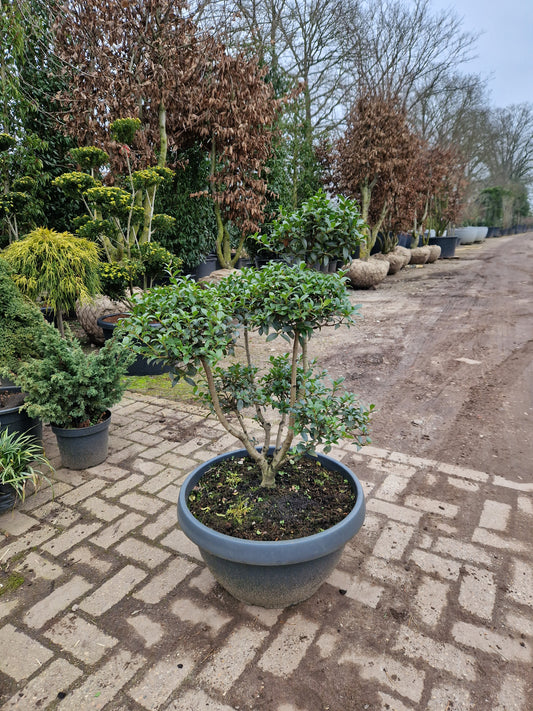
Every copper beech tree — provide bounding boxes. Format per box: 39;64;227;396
54;0;283;269
333;93;418;257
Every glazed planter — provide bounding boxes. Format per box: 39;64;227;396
177;449;366;608
52;410;111;470
0;386;42;443
97;313;171;377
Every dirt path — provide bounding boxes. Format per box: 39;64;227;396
313;232;533;481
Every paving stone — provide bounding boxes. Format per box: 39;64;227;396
413;577;449;628
458;565;496;620
315;631;339;658
0;624;53;680
505;611;533;637
372;521;414;560
15;551;63;580
327;570;384;608
258;613;319;677
59;478;108;505
142;506;177;540
404;495;459;518
24;575;93;629
165;688;237;711
493;674;527;710
119;491;165;514
133;557;197;604
471;527;527;553
31;501;81;528
242;604;283;628
115;536;170;569
447;476;480;492
0;599;18;619
126;613;164;648
338;648;425;703
160;528;203;561
127;652;197;709
133;458;167;476
107;441;147;464
90;512;145;548
363;558;410;586
0;523;55;561
452;621;531;662
80;496;125;521
18;482;70;510
79;565;147;616
156;483;181;502
139;467;186;493
377;692;415;711
506;559;533;607
492;476;533;492
366;499;423;525
85;463;131;481
0;511;39;536
393;625;477;680
517;495;533;515
42;522;103;556
436;463;488;482
478;500;512;530
55;648;145;711
373;474;410;502
44;613;118;663
201;625;268;692
64;545;113;574
3;658;82;709
433;536;493;567
409;549;462;580
170;598;231;633
360;445;390;459
102;473;144;498
427;683;471;711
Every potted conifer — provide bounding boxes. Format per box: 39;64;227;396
122;262;373;607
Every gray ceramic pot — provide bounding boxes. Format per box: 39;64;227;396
177;448;366;608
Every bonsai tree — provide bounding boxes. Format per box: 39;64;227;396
122;262;373;487
11;328;134;428
0;429;52;508
1;227;100;337
258;190;366;270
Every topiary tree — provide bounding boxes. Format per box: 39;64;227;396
2;227;100;337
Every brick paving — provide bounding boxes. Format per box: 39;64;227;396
0;393;532;710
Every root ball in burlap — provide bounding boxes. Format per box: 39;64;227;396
374;252;406;275
344;258;389;289
426;244;442;263
409;246;431;264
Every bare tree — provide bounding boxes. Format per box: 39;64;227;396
340;0;479;114
482;103;533;187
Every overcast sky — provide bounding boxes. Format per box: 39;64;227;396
430;0;533;108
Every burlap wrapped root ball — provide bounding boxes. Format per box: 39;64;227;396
393;245;411;266
76;294;132;345
344;257;390;289
373;251;406;275
409;246;431;264
426;244;442;263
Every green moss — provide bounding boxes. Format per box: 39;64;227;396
124;373;199;403
0;573;24;596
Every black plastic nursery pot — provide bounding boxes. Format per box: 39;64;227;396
51;410;111;470
97;313;171;377
428;235;458;259
0;483;16;514
177;448;366;608
0;386;42;443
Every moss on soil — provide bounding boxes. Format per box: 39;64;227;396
0;573;24;596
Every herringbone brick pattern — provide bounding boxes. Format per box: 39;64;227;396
0;393;531;710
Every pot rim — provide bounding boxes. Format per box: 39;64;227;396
51;409;111;435
177;448;366;566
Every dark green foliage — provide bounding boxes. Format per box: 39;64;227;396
122;262;373;485
14;330;134;428
156;146;217;269
259;190;365;268
0;257;49;372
